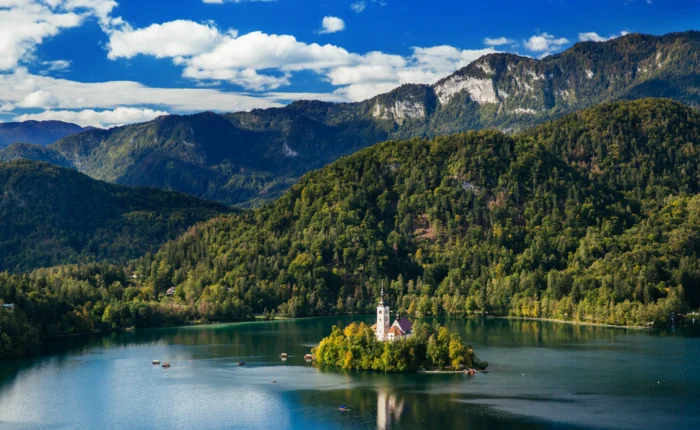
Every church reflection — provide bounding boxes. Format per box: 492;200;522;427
376;388;405;430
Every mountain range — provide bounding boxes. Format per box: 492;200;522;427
130;98;699;323
1;98;698;359
2;31;700;207
0;120;88;150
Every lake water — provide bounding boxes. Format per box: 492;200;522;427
1;317;699;429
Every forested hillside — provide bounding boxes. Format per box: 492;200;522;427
2;32;699;207
2;99;698;359
130;99;700;324
0;161;231;273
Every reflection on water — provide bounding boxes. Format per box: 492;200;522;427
377;389;404;430
0;317;699;430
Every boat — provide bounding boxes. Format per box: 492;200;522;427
338;406;349;412
279;353;288;359
271;380;277;383
465;368;476;375
304;354;314;361
237;361;246;366
162;362;171;368
152;360;160;365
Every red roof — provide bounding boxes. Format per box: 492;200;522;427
388;326;404;336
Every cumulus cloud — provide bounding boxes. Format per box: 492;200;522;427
483;37;514;46
319;16;346;34
523;32;569;56
105;18;497;99
107;20;230;60
0;0;118;71
578;31;631;42
14;107;168;128
0;4;511;125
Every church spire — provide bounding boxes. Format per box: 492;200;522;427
379;282;385;306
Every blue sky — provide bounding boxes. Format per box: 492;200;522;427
0;0;698;127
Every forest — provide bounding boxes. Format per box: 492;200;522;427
0;161;230;273
1;98;699;359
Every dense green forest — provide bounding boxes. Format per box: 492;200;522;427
2;32;700;207
313;322;486;372
2;99;699;359
0;161;231;273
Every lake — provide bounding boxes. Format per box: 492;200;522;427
1;317;699;429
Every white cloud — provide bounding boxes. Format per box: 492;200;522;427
0;6;510;125
523;32;569;56
179;31;358;90
14;107;168;128
41;60;71;71
484;37;514;46
19;90;60;108
578;32;607;43
0;0;118;71
107;20;229;60
578;31;631;42
0;68;282;114
351;1;366;12
105;16;499;100
183;67;291;91
319;16;345;34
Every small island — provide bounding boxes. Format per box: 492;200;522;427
312;289;487;373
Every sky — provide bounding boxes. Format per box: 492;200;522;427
0;0;699;128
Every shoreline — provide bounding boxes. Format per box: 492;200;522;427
497;316;652;330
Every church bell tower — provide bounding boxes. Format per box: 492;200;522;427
376;284;390;340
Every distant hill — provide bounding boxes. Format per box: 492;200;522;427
2;31;700;207
0;160;232;273
0;120;86;149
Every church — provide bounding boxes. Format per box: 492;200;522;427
371;287;413;341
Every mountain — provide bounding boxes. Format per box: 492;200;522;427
2;98;699;359
2;31;699;207
126;98;700;325
0;160;231;273
0;120;86;150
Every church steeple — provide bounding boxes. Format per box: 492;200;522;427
376;282;390;340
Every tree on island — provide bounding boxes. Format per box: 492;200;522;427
312;322;487;373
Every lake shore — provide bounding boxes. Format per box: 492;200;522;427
497;316;652;330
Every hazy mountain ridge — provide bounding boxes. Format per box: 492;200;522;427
0;120;87;150
2;31;699;206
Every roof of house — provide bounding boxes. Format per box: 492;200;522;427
387;326;404;336
394;318;413;332
370;323;377;330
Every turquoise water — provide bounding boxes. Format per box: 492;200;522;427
1;317;699;429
